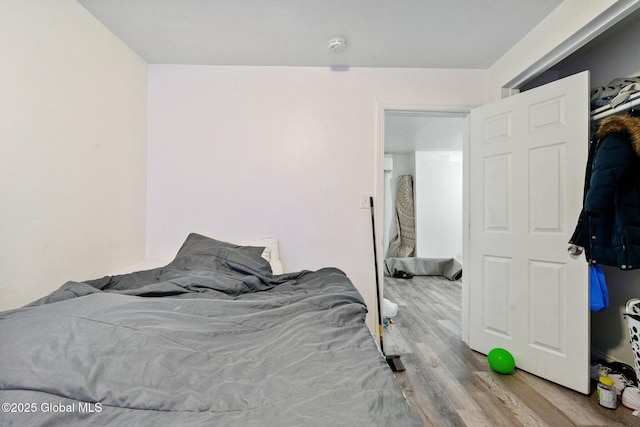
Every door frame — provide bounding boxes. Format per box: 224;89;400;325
375;104;473;343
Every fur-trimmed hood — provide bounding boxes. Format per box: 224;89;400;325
596;114;640;156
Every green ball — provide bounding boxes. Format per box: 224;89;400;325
487;348;515;374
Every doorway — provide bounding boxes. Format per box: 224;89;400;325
378;107;469;340
383;110;466;261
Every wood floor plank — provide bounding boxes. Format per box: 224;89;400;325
519;372;632;426
384;275;640;426
414;343;486;414
474;371;556;427
498;371;578;427
383;321;415;354
455;409;495;427
465;381;527;427
397;351;466;427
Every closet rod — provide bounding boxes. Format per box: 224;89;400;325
591;92;640;121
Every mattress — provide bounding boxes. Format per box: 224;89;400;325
0;233;420;426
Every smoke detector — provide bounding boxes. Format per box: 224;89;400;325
328;37;347;53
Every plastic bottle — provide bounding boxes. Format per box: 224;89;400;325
597;376;618;409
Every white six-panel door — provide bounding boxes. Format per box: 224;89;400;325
469;71;591;393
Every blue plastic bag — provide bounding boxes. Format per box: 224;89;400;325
589;264;609;311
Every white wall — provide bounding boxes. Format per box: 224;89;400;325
414;151;463;260
0;0;148;311
147;65;488;331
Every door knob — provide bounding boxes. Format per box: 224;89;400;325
568;245;583;256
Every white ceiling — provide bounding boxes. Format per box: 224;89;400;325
78;0;564;69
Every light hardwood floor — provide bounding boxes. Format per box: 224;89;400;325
384;275;639;426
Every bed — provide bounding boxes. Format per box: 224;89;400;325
0;233;420;426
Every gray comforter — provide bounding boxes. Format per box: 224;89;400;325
0;233;420;426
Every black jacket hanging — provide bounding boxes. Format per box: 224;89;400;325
569;114;640;270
